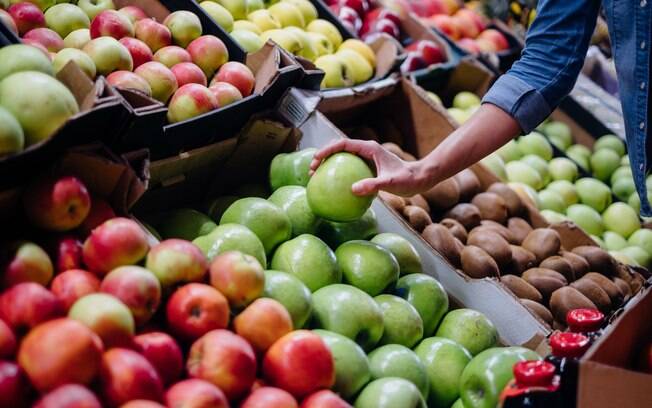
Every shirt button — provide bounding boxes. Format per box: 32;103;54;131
641;41;647;49
640;122;645;129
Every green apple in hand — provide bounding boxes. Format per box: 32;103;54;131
268;186;321;236
318;208;378;248
368;344;429;399
355;377;426;408
192;223;266;266
435;309;498;356
269;148;316;191
395;274;449;336
263;270;312;328
336;240;399;296
371;233;422;275
374;294;423;347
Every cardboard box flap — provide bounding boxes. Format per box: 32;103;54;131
247;41;282;95
276;87;322;128
369;34;402;80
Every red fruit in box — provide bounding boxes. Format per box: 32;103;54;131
452;14;479;39
50;269;100;312
209;250;265;308
427;14;459;39
153;45;192;68
408;0;446;17
241;386;299;408
213;61;255;97
209;81;243;108
118;5;149;24
68;293;135;349
80;196;117;235
90;10;135;40
3;241;53;287
374;18;399;38
8;2;45;36
0;361;29;407
165;379;229;408
166;283;230;341
34;384;102;408
171;62;208;87
18;318;103;392
263;330;335;398
301;390;353;408
53;235;83;273
187;329;257;400
23;28;64;52
340;0;368;16
134;331;184;386
23;175;91;232
0;319;16;358
145;239;209;288
121;401;165;408
100;348;164;407
406;40;446;65
119;37;154;69
455;8;485;33
100;265;161;327
400;52;427;74
0;282;61;333
135;18;172;53
234;298;293;353
457;37;481;54
478;28;509;51
330;5;361;34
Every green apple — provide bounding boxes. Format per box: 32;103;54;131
602;202;640;238
452;92;480;110
336;49;373;84
200;1;234;32
538;190;566;213
371;233;422;275
540;210;567;224
314;54;353;88
248;9;281;32
591;234;607;249
590;148;621;182
314;329;371;399
610;166;632;185
548;157;578;182
192;223;266;266
285;26;318;61
355;378;427;408
414;337;472;408
566;204;604;236
307;152;376;222
368;344;429;399
45;4;91;39
307;31;333;56
220;197;292;254
426;91;442;105
612;177;636;202
395;273;448;337
620;246;651;268
268;186;321;236
271;234;340;291
155;208;216;241
204;195;240;221
435;309;498;356
629;229;652;256
517;132;552;161
53;48;96;78
260;28;302;54
312;283;384;351
268;1;304;28
566;144;592;171
480;154;507;181
575;177;612;212
374;294;423;347
245;0;264;13
520;155;550;185
542;121;572;151
546;180;579;207
622;155;631;166
0;44;53;81
233;19;262;34
230;29;264;52
82;37;133;75
307;18;342;49
64;29;91;49
78;0;115;20
594;134;626;156
496;140;522;162
263;270;312;328
610;250;638;266
216;0;247;20
336;240;399;296
505;161;543;190
447;108;471;124
451;398;465;408
284;0;317;24
0;106;24;156
269;148;316;191
628;191;652;215
460;347;540;408
603;231;628;251
318;208;378;248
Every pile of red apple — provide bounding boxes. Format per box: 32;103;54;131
0;2;255;123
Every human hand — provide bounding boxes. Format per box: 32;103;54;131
309;139;432;197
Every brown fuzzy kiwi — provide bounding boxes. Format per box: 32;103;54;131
467;230;513;267
461;245;500;279
444;203;482;230
520;299;553;327
422;224;461;267
583;272;624;307
630;272;645;294
479;220;517;244
379;191;406;213
501;275;543;303
570;278;612;314
521;229;562;263
471;192;509;224
488;182;524;216
441;218;468;243
508;245;537;275
521;268;568;301
422;178;461;210
561;250;590;280
549;286;597;325
454;169;481;200
540;256;575;283
613;277;632;299
408;194;430;213
571;246;617;277
507;217;533;245
402;206;432;232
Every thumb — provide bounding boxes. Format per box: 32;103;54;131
352;178;386;196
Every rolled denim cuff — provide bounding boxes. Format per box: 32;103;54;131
481;74;552;134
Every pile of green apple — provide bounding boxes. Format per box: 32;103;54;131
198;0;377;88
423;90;481;124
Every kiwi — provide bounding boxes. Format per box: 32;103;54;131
549;286;597;325
521;228;562;263
488;182;524;216
508;245;537;275
422;178;461;210
440;218;468;243
444;203;482;230
454;237;465;254
630;272;645;294
570;278;612;314
379;191;405;213
461;245;500;279
521;268;568;301
501;275;543;303
561;250;590;280
402;206;432;232
467;229;513;267
408;194;430;213
571;246;617;277
540;256;575;283
454;169;481;200
520;299;553;327
422;224;461;267
507;217;533;245
479;220;517;244
471;192;509;224
613;277;632;299
583;272;624;307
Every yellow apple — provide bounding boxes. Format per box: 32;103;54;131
233;19;262;35
338;39;375;68
315;54;353;88
248;9;281;32
307;32;333;56
260;28;302;54
282;0;317;24
285;26;318;61
200;1;234;32
216;0;247;20
268;1;305;28
231;29;264;52
336;49;373;84
307;19;342;49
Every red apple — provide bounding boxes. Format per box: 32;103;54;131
400;52;427;74
18;318;103;392
23;27;64;52
452;14;479;39
0;9;18;34
134;61;178;103
331;5;361;34
100;348;164;407
406;39;446;65
301;390;352;408
8;2;45;36
441;0;460;14
165;379;229;408
409;0;446;17
186;34;229;79
23;175;91;232
475;36;498;52
3;241;53;287
187;329;257;400
455;8;485;33
50;269;100;312
106;70;153;96
0;361;29;407
152;45;192;68
100;265;161;326
52;236;83;273
171;62;207;87
209;81;243;108
426;14;459;39
234;298;293;353
145;239;208;288
68;293;135;348
212;61;255;97
166;83;217;123
133;332;183;386
242;386;299;408
118;6;148;24
90;10;135;40
82;217;149;276
0;283;61;333
0;319;16;358
339;0;368;16
166;283;230;341
135;18;172;52
78;195;116;237
34;384;102;408
209;251;265;308
376;18;400;37
457;37;480;54
121;401;166;408
119;37;153;68
263;330;335;398
478;28;509;51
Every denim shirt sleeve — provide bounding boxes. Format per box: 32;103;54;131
482;0;602;133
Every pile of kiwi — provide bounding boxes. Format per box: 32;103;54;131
379;143;646;328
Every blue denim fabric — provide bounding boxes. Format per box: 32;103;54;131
482;0;652;216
